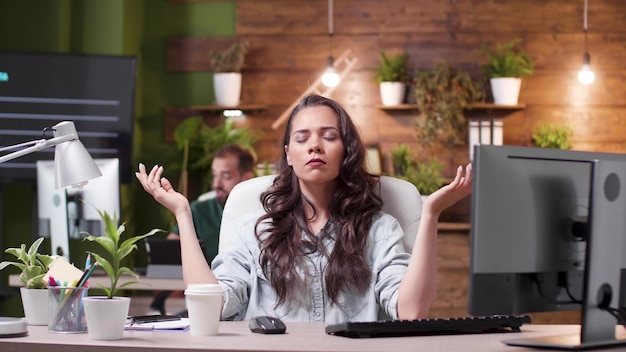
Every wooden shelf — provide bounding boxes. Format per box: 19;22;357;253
167;104;267;113
164;104;267;142
376;102;526;110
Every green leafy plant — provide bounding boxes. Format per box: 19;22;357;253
481;38;534;78
173;116;257;197
532;123;573;149
0;237;54;289
209;42;249;73
373;51;410;83
391;143;412;175
413;63;484;148
82;207;163;299
391;144;443;195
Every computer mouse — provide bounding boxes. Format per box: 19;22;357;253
248;315;287;334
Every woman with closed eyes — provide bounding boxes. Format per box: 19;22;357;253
136;94;472;323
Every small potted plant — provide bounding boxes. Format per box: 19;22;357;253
481;38;534;105
532;122;573;149
373;50;410;106
391;144;443;196
0;237;54;325
81;207;162;340
209;41;249;106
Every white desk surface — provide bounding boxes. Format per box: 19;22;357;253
1;323;626;352
9;274;185;291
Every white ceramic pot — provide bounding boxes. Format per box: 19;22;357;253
20;287;49;325
83;296;130;340
213;72;242;106
379;82;406;106
490;77;522;105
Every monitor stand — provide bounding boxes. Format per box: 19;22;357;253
504;160;626;350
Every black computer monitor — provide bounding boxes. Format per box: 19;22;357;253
469;145;626;349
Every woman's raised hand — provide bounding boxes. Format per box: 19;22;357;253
423;163;473;216
135;163;190;216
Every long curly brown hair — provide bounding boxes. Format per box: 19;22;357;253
254;95;383;307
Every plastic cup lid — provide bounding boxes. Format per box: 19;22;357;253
185;283;222;295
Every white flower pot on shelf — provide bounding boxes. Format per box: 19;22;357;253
83;296;130;340
213;72;242;106
379;82;406;106
490;77;522;105
20;287;49;325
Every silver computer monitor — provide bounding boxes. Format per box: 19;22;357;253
37;158;120;261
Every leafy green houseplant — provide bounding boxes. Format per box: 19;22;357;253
0;237;53;289
481;38;534;105
532;123;573;149
173;115;257;198
209;41;250;106
373;51;409;83
413;63;484;149
0;237;55;325
81;207;163;340
375;51;410;106
209;41;249;73
481;38;534;79
82;208;162;299
391;144;443;195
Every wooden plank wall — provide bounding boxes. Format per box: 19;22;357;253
167;0;626;174
166;0;626;322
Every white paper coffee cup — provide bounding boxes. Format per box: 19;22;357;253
184;283;223;336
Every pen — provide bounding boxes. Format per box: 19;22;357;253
78;261;98;288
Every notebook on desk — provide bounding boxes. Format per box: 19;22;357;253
145;239;183;279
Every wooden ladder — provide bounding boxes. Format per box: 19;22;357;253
271;48;359;130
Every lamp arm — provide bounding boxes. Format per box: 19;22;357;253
0;134;76;164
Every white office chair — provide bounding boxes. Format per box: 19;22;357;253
219;175;422;254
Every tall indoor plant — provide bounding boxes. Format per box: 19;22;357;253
481;38;534;105
373;50;410;106
413;63;484;153
173;115;257;199
209;41;249;106
0;237;54;325
81;207;162;340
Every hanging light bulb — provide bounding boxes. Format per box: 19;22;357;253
322;56;340;87
578;52;595;85
321;0;340;88
578;0;595;85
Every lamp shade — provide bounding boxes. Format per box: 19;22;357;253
52;121;102;188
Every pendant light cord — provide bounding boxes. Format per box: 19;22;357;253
583;0;589;53
327;0;334;57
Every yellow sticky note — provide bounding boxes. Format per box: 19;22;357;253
43;257;84;287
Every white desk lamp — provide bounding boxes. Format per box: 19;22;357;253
0;121;102;260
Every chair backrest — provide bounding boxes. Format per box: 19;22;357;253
219;175;422;254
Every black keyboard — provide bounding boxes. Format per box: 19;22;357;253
325;314;531;338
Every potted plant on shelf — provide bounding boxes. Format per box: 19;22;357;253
532;122;573;149
209;41;249;106
0;237;54;325
413;63;484;156
481;38;534;105
373;50;410;106
81;207;162;340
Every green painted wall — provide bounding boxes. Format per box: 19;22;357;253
0;0;236;317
